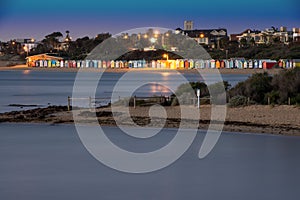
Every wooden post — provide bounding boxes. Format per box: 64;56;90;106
134;96;136;109
67;96;71;111
89;96;92;110
268;97;270;105
248;97;250;105
288;97;291;105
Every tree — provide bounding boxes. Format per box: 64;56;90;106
229;72;273;104
250;38;256;46
42;32;63;50
240;38;248;48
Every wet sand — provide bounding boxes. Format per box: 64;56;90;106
0;105;299;136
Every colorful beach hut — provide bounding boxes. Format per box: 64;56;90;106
26;53;64;67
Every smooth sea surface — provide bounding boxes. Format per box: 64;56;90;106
0;70;299;199
0;124;299;200
0;70;250;112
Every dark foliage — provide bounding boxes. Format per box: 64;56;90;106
271;68;300;104
171;81;230;105
229;68;300;105
208;43;300;60
229;73;273;104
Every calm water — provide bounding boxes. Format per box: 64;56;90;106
0;70;250;112
0;124;299;200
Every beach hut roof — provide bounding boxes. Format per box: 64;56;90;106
26;53;64;61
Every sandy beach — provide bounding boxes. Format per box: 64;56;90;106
0;104;299;136
0;64;286;75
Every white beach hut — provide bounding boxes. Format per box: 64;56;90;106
258;60;263;69
194;60;199;69
210;60;216;68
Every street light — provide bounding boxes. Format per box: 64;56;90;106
163;53;169;60
23;45;29;57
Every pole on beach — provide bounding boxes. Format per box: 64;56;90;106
197;89;200;109
89;96;92;110
67;96;71;111
134;96;136;109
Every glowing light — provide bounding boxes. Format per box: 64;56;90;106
23;45;28;52
150;37;156;43
161;72;170;77
149;83;170;95
23;70;30;75
163;53;169;60
200;33;205;38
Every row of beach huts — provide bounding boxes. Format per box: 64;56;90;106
27;54;300;69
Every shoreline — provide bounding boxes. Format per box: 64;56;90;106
1;105;299;136
0;64;286;75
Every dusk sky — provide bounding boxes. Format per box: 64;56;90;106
0;0;299;41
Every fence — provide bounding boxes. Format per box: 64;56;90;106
67;96;111;111
67;95;215;110
67;95;295;111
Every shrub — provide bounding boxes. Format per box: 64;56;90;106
229;95;249;107
229;72;273;104
291;94;300;105
265;91;280;104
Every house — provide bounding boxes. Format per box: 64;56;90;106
232;27;295;45
26;53;64;67
56;31;72;51
175;27;228;48
292;28;300;42
231;29;262;45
